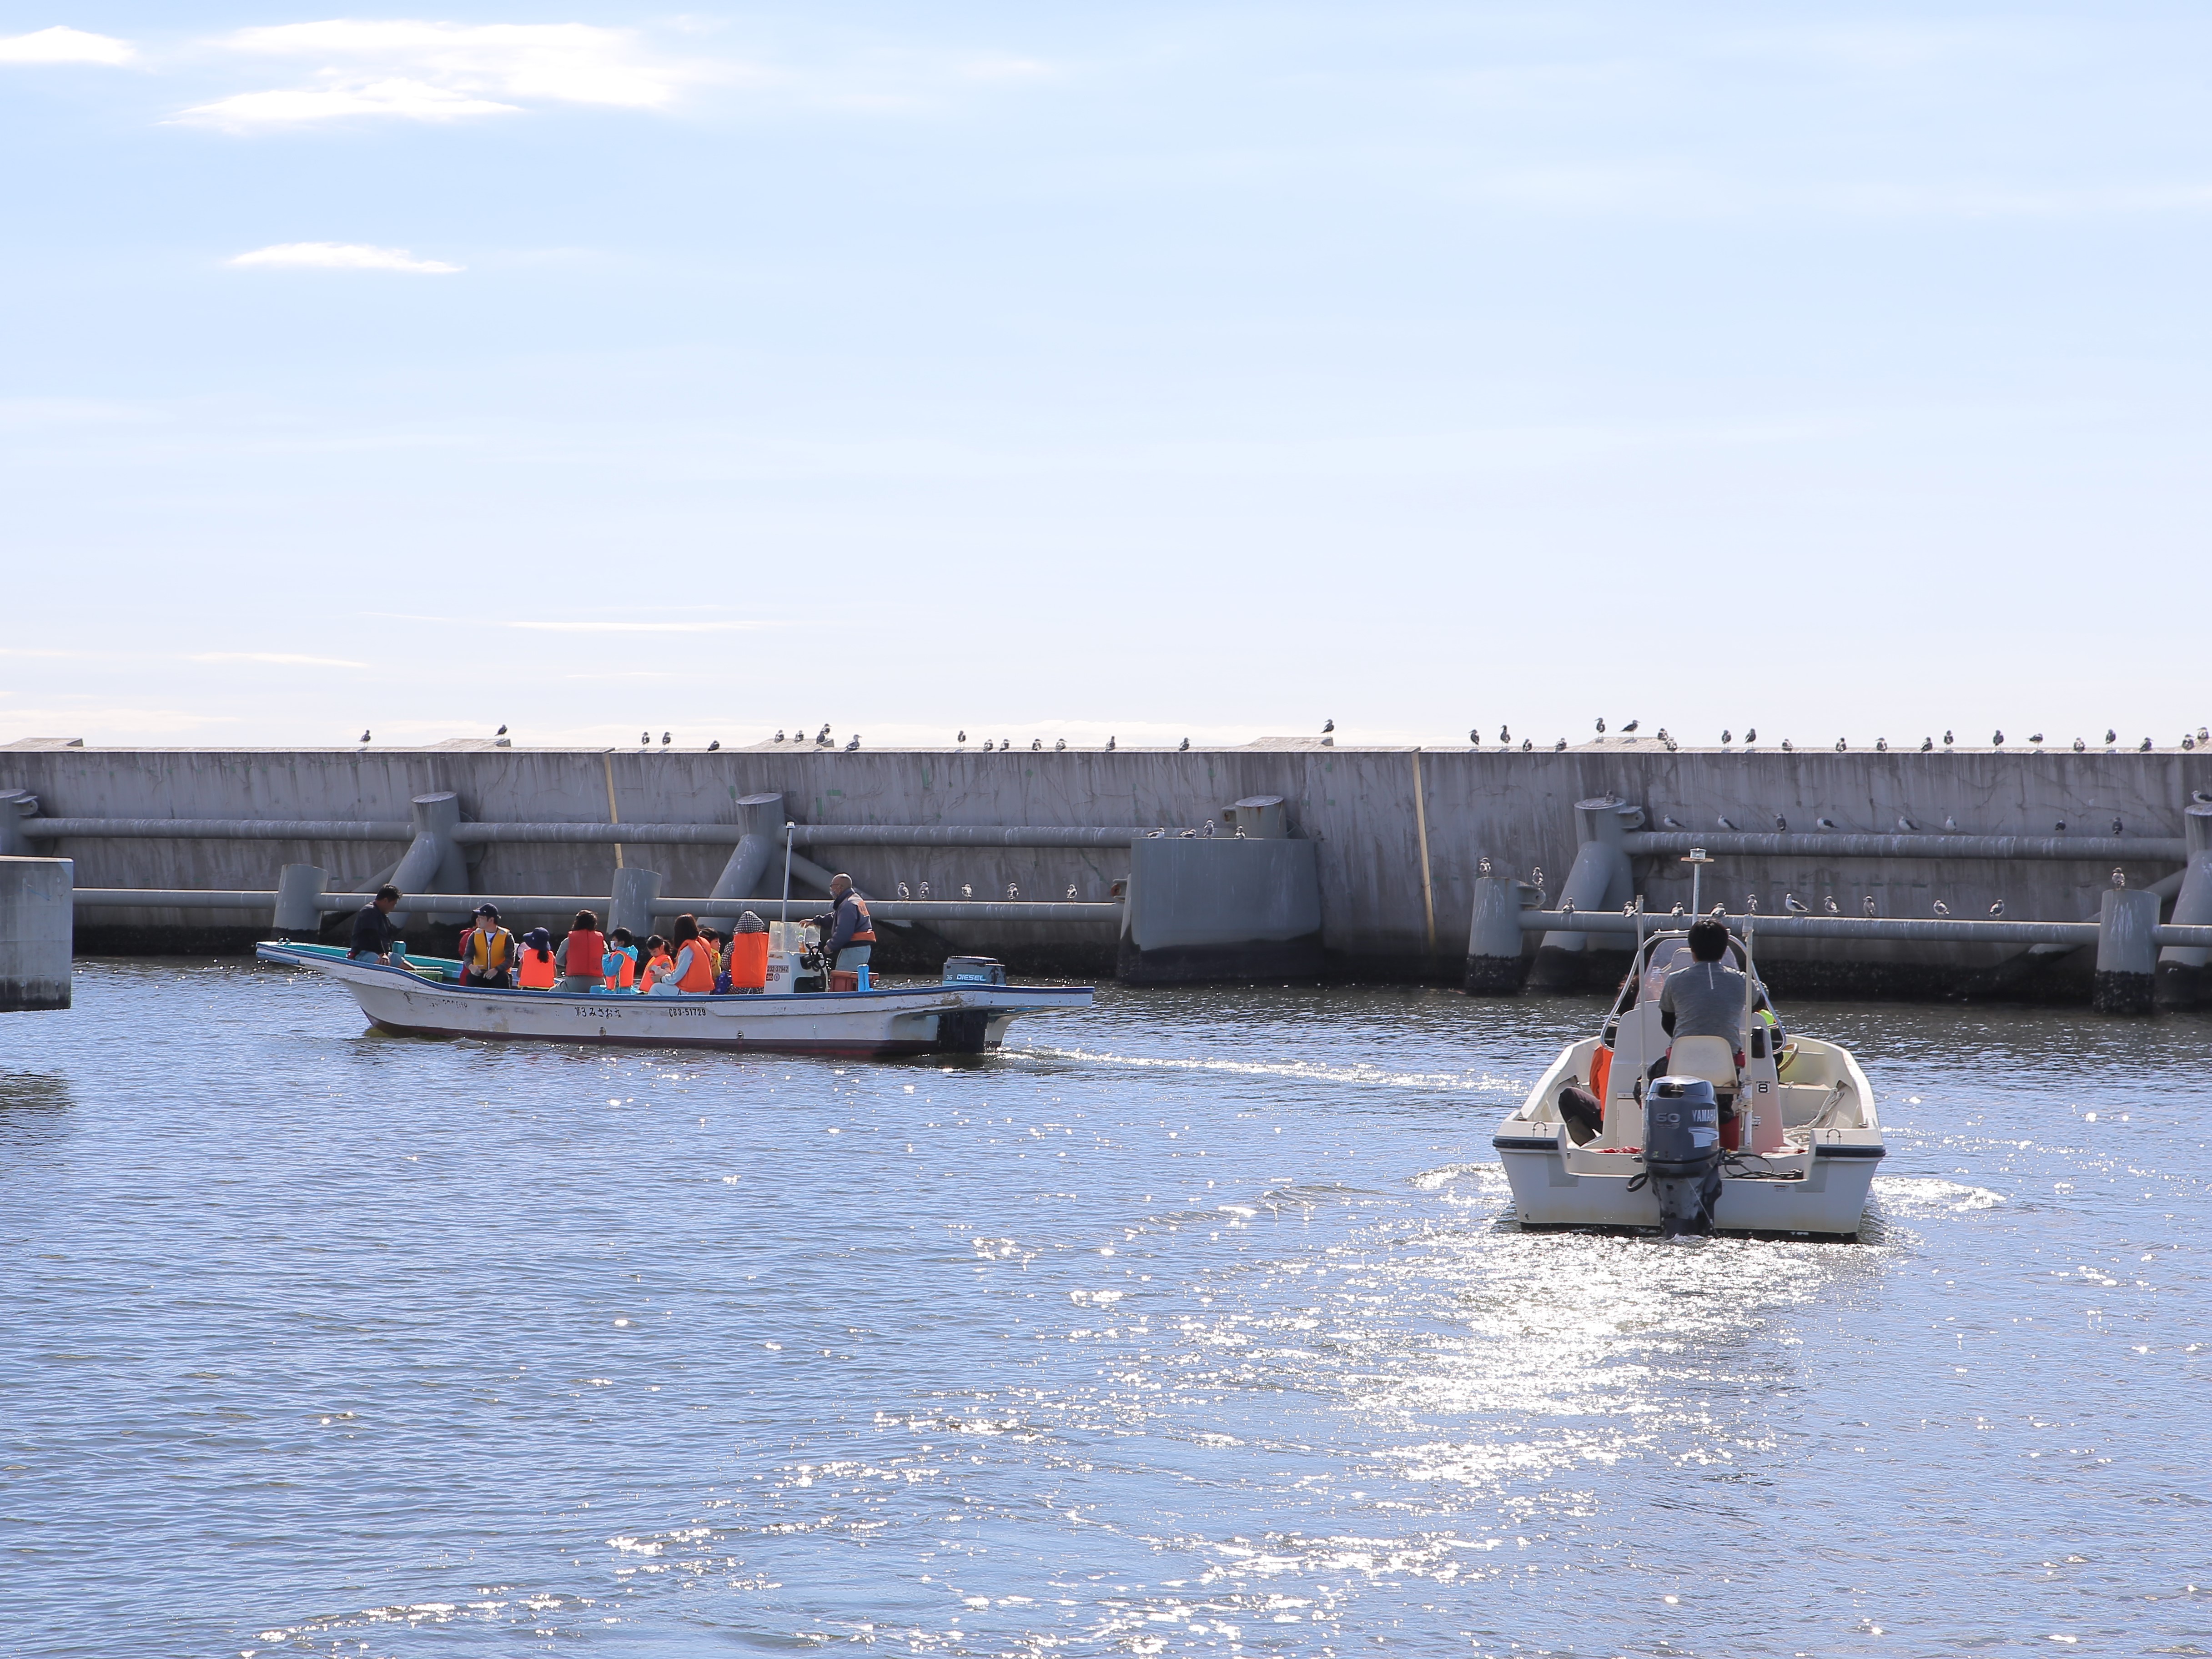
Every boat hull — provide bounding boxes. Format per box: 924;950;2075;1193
1495;1133;1883;1237
257;944;1092;1057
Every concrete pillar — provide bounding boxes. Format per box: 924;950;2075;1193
1464;875;1527;995
712;792;786;900
1528;797;1643;991
610;867;663;940
0;855;73;1012
2093;887;2161;1015
272;864;329;940
0;790;35;858
1223;795;1287;838
1116;837;1324;985
2154;803;2212;1009
390;792;470;928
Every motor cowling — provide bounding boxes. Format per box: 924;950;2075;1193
1643;1076;1723;1237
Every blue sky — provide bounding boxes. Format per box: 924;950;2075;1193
4;4;2209;751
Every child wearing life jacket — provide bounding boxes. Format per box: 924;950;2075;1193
457;904;518;989
556;908;607;994
600;926;639;994
638;934;678;995
514;927;558;990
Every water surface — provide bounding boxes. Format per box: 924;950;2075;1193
3;964;2207;1656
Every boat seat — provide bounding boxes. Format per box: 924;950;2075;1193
1667;1036;1739;1092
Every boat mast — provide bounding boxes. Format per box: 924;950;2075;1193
780;821;795;933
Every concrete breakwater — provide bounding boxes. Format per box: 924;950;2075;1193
2;735;2208;1000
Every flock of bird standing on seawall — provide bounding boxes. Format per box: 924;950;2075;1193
345;720;2211;753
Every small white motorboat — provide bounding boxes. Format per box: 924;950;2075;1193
1494;925;1884;1237
256;939;1092;1058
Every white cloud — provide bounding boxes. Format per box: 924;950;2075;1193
0;25;134;65
186;20;701;127
506;619;782;634
187;652;368;668
230;241;462;274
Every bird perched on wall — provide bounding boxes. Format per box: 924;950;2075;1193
1500;725;1511;743
708;739;720;752
1147;828;1165;839
1030;737;1042;751
1561;897;1576;918
2112;817;2124;835
1531;866;1544;889
1817;816;1837;830
1624;719;1639;733
1655;727;1670;744
919;881;930;899
2105;728;2117;745
2055;819;2067;833
2073;738;2086;753
640;731;650;745
1468;729;1479;744
1875;737;1888;752
1595;717;1606;733
1896;814;1917;831
1746;893;1760;913
1786;894;1809;915
1780;738;1794;753
956;730;966;743
1322;719;1334;734
1202;819;1217;838
1863;895;1877;916
846;735;860;751
1066;883;1079;899
1055;738;1066;752
1669;902;1685;916
1944;730;1954;746
898;882;911;899
1835;738;1848;753
1007;883;1020;900
1744;728;1756;744
2112;867;2127;889
961;883;973;898
1178;737;1191;752
1478;856;1493;876
980;739;993;752
496;724;507;737
1920;737;1933;753
1934;900;1950;915
359;730;371;743
1717;815;1737;830
1989;900;2004;916
1661;815;1684;829
1622;900;1636;915
1179;828;1196;839
1943;816;1957;831
2028;732;2043;745
2200;728;2210;743
2139;737;2153;752
1522;738;1534;751
662;732;673;747
1710;903;1726;917
2186;735;2198;751
1554;738;1568;751
1824;895;1840;914
1992;730;2004;746
818;723;832;743
1775;814;1788;831
1721;729;1733;744
1106;736;1116;751
775;729;784;742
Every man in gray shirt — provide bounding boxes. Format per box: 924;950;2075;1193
1659;918;1757;1043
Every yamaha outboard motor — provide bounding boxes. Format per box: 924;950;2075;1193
1643;1076;1724;1237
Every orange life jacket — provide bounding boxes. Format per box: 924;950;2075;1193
674;936;716;993
603;949;636;992
1590;1046;1612;1115
642;951;675;990
462;925;514;973
725;932;770;990
566;929;605;979
518;948;557;990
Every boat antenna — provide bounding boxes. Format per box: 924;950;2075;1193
780;820;795;935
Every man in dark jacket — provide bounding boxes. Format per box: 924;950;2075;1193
349;885;402;962
813;874;878;973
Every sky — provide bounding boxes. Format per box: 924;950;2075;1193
3;2;2210;752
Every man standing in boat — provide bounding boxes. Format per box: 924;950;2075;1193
1657;918;1761;1054
813;874;878;975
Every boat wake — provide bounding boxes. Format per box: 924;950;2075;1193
1005;1043;1521;1095
1870;1175;2006;1215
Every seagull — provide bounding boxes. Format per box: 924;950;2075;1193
2105;728;2117;745
1875;737;1888;752
2140;737;2153;752
707;739;720;752
957;729;966;743
2196;789;2212;806
1622;900;1636;915
1468;729;1480;744
2028;732;2043;744
1066;883;1079;899
359;730;371;743
640;731;650;745
1835;738;1848;753
1824;895;1840;914
897;882;911;900
1989;900;2004;916
961;883;973;899
1896;814;1917;831
1722;729;1733;744
1943;815;1957;831
2073;738;2086;753
2111;817;2124;835
1992;729;2004;746
1662;815;1685;829
775;729;785;742
495;724;507;736
2201;728;2210;742
1656;727;1670;744
1007;883;1020;900
1554;737;1568;751
1106;736;1116;751
1934;900;1950;916
1710;903;1726;918
1478;856;1493;876
1322;719;1334;734
1202;819;1217;838
1717;815;1738;830
1746;893;1760;913
1179;828;1197;838
981;739;993;752
1179;737;1191;752
845;735;860;750
1786;894;1810;914
1595;717;1606;733
1744;728;1756;743
818;723;831;743
1500;725;1510;743
1775;814;1788;831
1816;816;1838;830
1944;729;1954;746
1532;866;1544;889
1147;829;1165;839
1669;902;1685;916
1522;738;1533;751
919;881;930;899
1623;719;1639;733
1032;738;1043;752
1862;895;1877;917
1561;897;1577;918
1781;738;1794;753
2112;867;2127;890
1920;737;1934;753
2055;819;2066;833
2187;736;2199;751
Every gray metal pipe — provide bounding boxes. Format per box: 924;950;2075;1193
787;826;1147;848
16;816;1153;848
1512;907;2212;949
24;818;412;840
70;890;1123;925
1624;831;2185;862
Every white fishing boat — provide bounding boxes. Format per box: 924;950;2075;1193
1494;925;1884;1237
256;938;1092;1057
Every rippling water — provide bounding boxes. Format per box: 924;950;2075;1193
3;963;2208;1657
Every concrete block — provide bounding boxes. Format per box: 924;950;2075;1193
0;856;72;1012
1464;875;1527;995
2093;887;2160;1015
272;864;328;940
610;867;663;940
2155;804;2212;1009
1117;836;1323;985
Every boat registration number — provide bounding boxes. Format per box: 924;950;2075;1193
574;1003;705;1018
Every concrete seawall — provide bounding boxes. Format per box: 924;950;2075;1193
4;737;2207;996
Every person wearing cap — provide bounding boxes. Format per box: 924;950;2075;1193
810;873;877;973
516;927;559;990
457;904;518;989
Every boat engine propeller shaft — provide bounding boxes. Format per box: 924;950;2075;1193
1642;1076;1724;1237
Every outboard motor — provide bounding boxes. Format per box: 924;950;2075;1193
1643;1076;1724;1237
